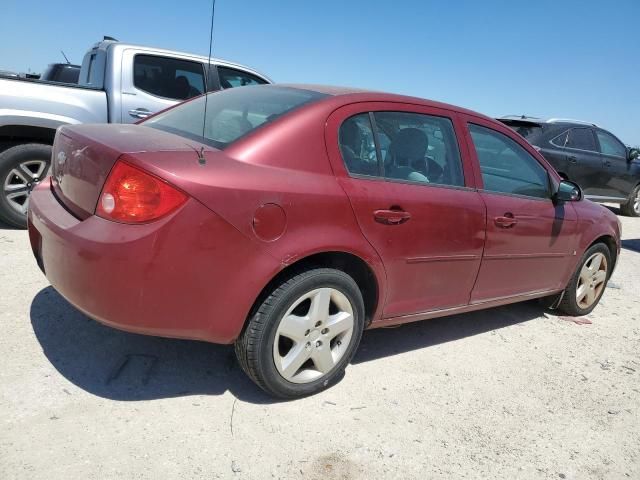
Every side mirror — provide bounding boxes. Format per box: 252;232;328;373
628;148;639;162
554;180;582;202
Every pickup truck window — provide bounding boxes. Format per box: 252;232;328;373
134;54;205;100
218;66;267;89
145;86;327;149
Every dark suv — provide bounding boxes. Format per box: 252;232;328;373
499;117;640;216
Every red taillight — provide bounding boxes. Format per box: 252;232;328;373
96;160;187;223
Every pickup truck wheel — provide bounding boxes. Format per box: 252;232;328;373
0;143;52;228
235;268;365;399
620;185;640;217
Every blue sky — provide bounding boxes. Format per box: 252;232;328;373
2;0;639;145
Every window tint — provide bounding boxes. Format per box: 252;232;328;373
134;55;205;100
469;124;550;199
373;112;464;186
339;114;380;176
565;128;597;151
596;130;626;157
218;66;267;89
550;130;568;147
146;86;327;149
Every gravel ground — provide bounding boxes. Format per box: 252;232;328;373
1;209;639;480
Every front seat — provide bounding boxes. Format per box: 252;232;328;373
385;128;429;182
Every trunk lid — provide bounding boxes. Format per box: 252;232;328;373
51;124;210;219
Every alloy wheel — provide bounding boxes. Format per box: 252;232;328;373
633;189;640;215
2;159;48;215
273;287;354;384
576;252;608;309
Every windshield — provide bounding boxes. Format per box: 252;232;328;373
144;86;328;149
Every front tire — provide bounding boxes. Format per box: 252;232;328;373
235;268;365;399
620;184;640;217
0;143;52;228
557;243;611;316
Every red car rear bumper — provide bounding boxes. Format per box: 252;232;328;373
28;181;281;344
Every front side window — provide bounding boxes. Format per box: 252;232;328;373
145;86;327;149
565;128;597;151
469;124;550;199
373;112;464;186
134;55;205;100
218;66;267;89
596;130;626;158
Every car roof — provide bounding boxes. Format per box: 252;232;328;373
276;84;495;121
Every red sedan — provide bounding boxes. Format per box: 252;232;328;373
28;85;621;398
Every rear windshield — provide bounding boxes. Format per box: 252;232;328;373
501;121;543;145
144;86;328;149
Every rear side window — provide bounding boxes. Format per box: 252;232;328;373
134;55;205;100
469;124;550;199
596;130;626;158
565;128;597;151
218;66;267;89
339;114;380;176
373;112;464;186
145;86;327;149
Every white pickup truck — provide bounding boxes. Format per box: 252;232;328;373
0;38;271;227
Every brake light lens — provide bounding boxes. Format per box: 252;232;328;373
96;160;187;223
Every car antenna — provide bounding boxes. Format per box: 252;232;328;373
199;0;216;166
61;50;71;64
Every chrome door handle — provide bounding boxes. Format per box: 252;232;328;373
129;108;151;119
374;209;411;225
495;214;517;228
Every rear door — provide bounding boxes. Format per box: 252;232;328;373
120;49;207;123
595;129;634;200
326;103;486;318
554;127;604;197
461;116;578;301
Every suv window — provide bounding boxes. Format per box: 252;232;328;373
469;124;549;199
373;111;464;186
565;128;597;151
339;114;380;177
134;55;205;100
218;66;267;89
596;130;626;158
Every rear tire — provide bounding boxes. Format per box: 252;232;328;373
620;184;640;217
0;143;52;228
557;243;611;316
235;268;365;399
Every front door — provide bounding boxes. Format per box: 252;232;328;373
462;118;578;302
595;129;635;200
326;104;486;318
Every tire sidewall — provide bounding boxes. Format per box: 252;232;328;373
0;143;52;228
255;269;365;398
563;243;612;316
622;185;640;217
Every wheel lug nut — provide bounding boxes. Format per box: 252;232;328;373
304;329;310;336
321;328;329;335
315;340;322;348
315;321;322;327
